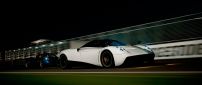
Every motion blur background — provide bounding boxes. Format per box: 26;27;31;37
1;1;201;51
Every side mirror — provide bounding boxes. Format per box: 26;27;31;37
77;48;80;52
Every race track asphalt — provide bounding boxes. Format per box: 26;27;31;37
0;57;202;85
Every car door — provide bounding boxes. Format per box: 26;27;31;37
77;40;104;65
78;47;102;65
65;49;81;62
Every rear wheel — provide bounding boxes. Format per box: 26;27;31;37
59;54;70;69
100;50;115;68
39;60;45;68
25;62;29;68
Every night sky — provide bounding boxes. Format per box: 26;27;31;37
1;1;201;51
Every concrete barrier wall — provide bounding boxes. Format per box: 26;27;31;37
148;39;202;60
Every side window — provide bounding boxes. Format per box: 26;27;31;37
91;40;108;47
94;41;102;47
82;41;97;47
82;40;108;47
97;41;108;47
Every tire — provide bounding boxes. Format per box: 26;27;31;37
59;54;70;69
100;50;115;68
39;60;45;68
25;62;29;68
39;54;48;69
34;54;44;69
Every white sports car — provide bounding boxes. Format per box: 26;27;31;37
58;39;155;68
